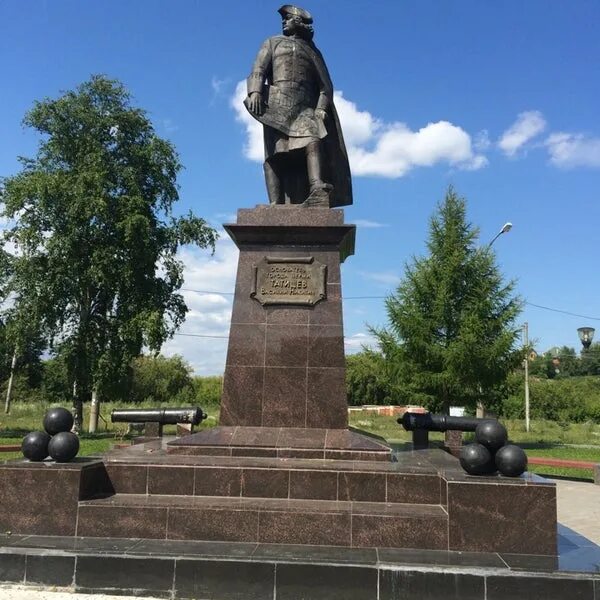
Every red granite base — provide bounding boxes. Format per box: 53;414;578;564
0;447;558;556
166;426;392;461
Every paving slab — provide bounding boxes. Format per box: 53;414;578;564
0;590;161;600
556;479;600;545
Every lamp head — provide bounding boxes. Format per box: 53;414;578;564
577;327;595;349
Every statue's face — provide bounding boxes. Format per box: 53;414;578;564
282;13;302;36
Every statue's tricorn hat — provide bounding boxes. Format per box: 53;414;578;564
278;5;313;24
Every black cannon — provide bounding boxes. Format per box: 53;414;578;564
399;412;484;433
111;407;207;437
399;412;493;450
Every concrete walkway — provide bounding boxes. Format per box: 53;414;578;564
556;479;600;545
0;592;162;600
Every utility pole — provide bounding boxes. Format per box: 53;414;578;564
523;322;530;432
4;348;17;414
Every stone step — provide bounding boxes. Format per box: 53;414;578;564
167;426;392;462
0;533;584;600
77;493;448;550
103;460;444;505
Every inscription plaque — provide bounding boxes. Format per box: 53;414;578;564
251;256;327;306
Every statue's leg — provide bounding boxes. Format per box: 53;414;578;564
264;160;283;204
305;141;333;207
306;141;326;192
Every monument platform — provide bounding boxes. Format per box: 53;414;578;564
166;425;392;461
0;204;565;596
0;442;557;556
0;442;593;599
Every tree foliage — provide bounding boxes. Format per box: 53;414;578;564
503;374;600;423
529;344;600;379
346;350;394;406
0;76;217;427
129;354;193;405
372;187;523;413
0;352;222;409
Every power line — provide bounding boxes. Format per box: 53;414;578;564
525;302;600;322
174;333;229;339
181;287;599;318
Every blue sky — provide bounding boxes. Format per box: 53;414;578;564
1;1;599;374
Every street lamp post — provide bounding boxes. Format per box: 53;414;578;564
476;222;513;419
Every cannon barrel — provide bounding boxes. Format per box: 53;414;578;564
111;407;207;426
399;412;489;432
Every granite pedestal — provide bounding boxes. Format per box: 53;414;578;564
171;206;393;461
219;206;353;430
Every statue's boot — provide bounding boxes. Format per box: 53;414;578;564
264;160;284;204
305;141;333;207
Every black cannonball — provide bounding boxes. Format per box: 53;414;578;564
495;444;528;477
21;431;51;461
48;431;80;462
475;420;508;453
459;443;497;476
43;407;74;435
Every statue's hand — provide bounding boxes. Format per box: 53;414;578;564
248;92;264;116
315;108;327;122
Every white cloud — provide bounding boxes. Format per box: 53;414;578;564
352;219;388;228
213;212;238;223
161;237;239;375
545;132;600;169
474;129;491;152
498;110;546;156
231;82;487;177
232;80;263;161
333;91;382;147
344;332;378;353
211;76;229;96
335;92;487;177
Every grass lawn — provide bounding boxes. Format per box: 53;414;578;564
1;402;598;480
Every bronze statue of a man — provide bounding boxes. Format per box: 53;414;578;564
244;5;352;208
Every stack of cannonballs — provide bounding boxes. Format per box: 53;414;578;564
21;407;80;463
459;420;528;477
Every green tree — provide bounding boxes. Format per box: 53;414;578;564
0;76;217;429
191;375;222;407
530;346;585;379
373;187;523;413
552;346;581;378
345;350;393;406
129;354;194;405
581;343;600;376
529;351;556;379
